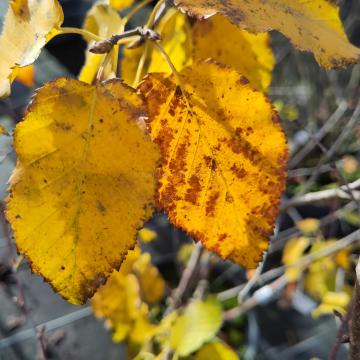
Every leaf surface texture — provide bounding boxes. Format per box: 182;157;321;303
7;78;159;304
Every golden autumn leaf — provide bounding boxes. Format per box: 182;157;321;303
6;78;159;304
192;14;274;92
139;60;288;267
173;0;360;68
0;0;63;98
14;64;35;88
79;3;124;84
109;0;134;11
121;9;192;85
170;297;223;356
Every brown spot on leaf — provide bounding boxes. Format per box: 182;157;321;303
185;174;202;204
231;164;247;179
205;191;220;217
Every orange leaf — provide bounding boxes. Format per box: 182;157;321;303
139;60;288;267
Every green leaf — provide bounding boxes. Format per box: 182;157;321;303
170;297;223;356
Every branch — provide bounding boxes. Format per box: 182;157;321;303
89;27;161;54
282;178;360;210
164;242;204;316
350;259;360;360
329;299;353;360
218;229;360;302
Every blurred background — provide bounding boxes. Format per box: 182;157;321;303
1;0;360;359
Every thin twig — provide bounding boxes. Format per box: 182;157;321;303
218;229;360;301
350;259;360;360
282;178;360;210
300;100;360;195
165;242;204;316
329;296;354;360
290;101;348;168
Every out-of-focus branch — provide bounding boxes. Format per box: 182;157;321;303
164;242;204;316
218;229;360;303
350;259;360;360
282;178;360;210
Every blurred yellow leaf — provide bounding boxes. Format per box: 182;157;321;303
170;297;223;356
282;237;310;282
92;247;164;344
173;0;360;68
109;0;134;11
192;14;274;92
14;64;35;88
133;252;165;304
92;248;156;343
195;340;239;360
304;242;337;300
335;247;351;270
138;227;157;243
79;3;124;84
6;78;159;304
139;60;288;267
0;0;63;97
121;9;192;85
312;291;350;318
296;218;320;236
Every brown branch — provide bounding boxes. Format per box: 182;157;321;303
329;298;354;360
164;242;204;316
350;260;360;360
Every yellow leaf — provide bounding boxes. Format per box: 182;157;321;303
192;14;274;92
92;247;164;344
138;227;157;243
282;237;310;282
195;340;239;360
79;3;124;84
121;9;192;85
93;270;144;342
6;78;159;304
14;64;35;88
304;242;337;300
109;0;134;11
335;248;351;270
296;218;320;236
133;252;165;304
312;291;350;318
170;297;223;356
139;60;288;267
0;0;63;97
173;0;360;68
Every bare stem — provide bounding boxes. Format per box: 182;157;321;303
350;260;360;359
59;27;103;42
165;242;204;316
